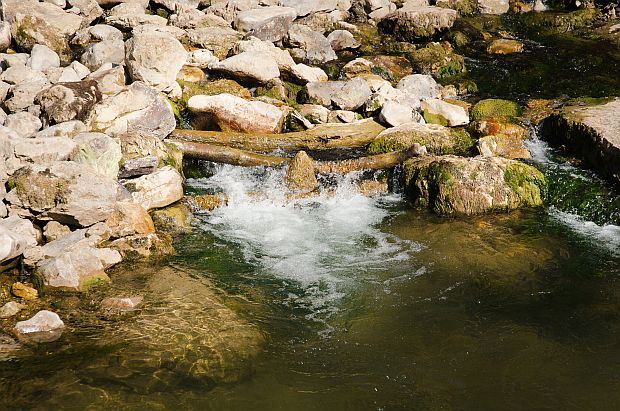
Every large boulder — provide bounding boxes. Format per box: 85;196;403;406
403;155;547;215
13;310;64;343
4;0;83;62
80;39;126;71
13;137;78;164
125;30;188;91
6;161;127;227
396;74;442;105
306;77;372;110
286;24;337;64
123;166;184;211
540;98;620;185
87;82;176;139
188;93;286;133
234;6;297;42
208;51;280;84
0;216;38;265
73;132;122;178
35;229;121;291
368;122;474;156
36;80;102;123
379;6;457;41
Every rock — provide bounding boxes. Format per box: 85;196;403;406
36;229;121;290
477;134;530;159
403;155;547;215
11;282;38;300
379;101;424;126
329;110;360;123
87;82;176;139
540;99;620;185
421;98;469;126
287;24;337;64
234;6;297;42
280;0;338;16
206;0;260;22
80;39;125;71
407;41;466;79
5;78;51;113
73;132;122;178
188;93;285;133
6;161;127;227
368;122;474;155
1;65;47;86
36;120;87;139
0;22;11;52
5;0;84;61
118;133;182;172
233;37;296;70
364;55;413;82
477;0;509;14
104;201;155;238
306;77;372;110
13;310;64;343
396;74;441;105
119;155;158;179
126;30;188;91
186;26;243;60
487;39;524;54
299;104;330;123
286;151;318;192
44;221;71;242
109;232;173;259
13;136;78;164
105;3;167;29
123;166;183;211
379;6;457;41
327;29;361;50
342;58;374;78
187;193;228;211
177;66;206;83
470;98;521;122
36;80;102;123
209;51;280;84
101;296;143;314
0;301;25;319
27;44;60;72
0;216;38;264
290;63;328;84
87;65;126;96
151;203;195;232
5;112;42;137
67;0;103;25
187;49;219;69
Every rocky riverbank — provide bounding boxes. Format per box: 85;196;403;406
0;0;618;386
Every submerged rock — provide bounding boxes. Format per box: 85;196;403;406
13;310;65;343
487;39;524;55
11;282;38;300
403;155;547;215
101;296;143;315
0;301;25;319
540;99;620;185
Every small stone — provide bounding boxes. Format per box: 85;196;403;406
487;39;524;55
13;310;65;343
421;98;469;127
327;29;361;51
101;296;143;314
0;301;25;318
44;221;71;242
27;44;61;72
123;166;184;211
11;282;39;300
285;151;318;192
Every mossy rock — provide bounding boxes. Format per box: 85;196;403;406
151;203;195;233
516;9;601;34
368;123;475;156
255;81;303;108
423;110;450;126
406;43;466;79
470;99;522;122
178;79;251;107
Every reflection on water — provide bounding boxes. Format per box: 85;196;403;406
1;162;620;409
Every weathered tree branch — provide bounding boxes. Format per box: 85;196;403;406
169;140;289;167
168;119;385;152
314;144;426;174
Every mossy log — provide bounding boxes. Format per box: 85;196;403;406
168;119;385;152
314;144;426;174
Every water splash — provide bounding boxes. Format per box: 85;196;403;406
188;165;420;325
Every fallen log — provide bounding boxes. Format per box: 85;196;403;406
314;144;426;174
169;140;288;167
168;119;385;152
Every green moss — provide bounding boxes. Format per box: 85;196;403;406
470;98;522;121
503;162;548;205
449;129;476;156
166;97;190;129
368;128;475;156
516;9;601;34
80;275;110;291
423;110;450;126
407;43;467;79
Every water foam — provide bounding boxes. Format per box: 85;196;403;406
188;165;420;321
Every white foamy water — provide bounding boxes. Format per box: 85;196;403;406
188;165;420;320
526;133;620;254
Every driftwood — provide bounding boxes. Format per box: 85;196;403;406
169;140;288;167
314;144;426;174
168;119;385;152
172;138;426;174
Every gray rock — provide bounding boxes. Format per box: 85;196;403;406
87;82;176;139
206;0;260;22
186;26;243;60
396;74;441;104
119;155;158;178
125;30;188;91
209;51;280;84
36;121;87;139
80;39;125;71
67;0;104;25
286;24;337;64
4;0;84;62
188;93;285;133
13;137;78;164
233;37;296;70
306;77;372;110
478;0;509;14
5;112;42;137
4;78;51;113
380;100;424;126
234;6;297;42
13;310;65;343
123;166;184;211
420;98;469;126
5;161;127;227
36;80;102;123
87;65;126;96
105;3;167;29
0;65;46;85
379;6;457;40
290;63;328;83
299;104;330;123
0;301;25;319
27;45;60;72
73;132;122;179
326;29;360;51
0;22;11;52
280;0;338;17
0;216;38;264
43;221;71;242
